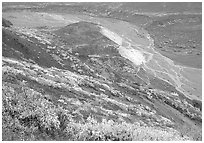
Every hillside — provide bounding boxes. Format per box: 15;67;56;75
2;2;202;141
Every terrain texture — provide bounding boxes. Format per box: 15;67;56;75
2;2;202;141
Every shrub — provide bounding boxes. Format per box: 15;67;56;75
63;117;190;141
2;84;191;141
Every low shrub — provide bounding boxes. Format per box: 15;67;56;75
2;84;191;141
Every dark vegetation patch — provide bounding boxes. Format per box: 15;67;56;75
2;28;63;69
2;18;13;27
149;76;178;93
54;21;118;54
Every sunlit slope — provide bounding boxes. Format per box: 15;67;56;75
2;8;202;141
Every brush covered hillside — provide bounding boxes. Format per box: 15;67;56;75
2;2;202;141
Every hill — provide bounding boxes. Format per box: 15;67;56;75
2;2;202;141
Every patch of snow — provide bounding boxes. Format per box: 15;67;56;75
100;27;123;45
47;45;56;49
160;116;173;124
119;46;146;66
170;92;179;96
100;26;145;66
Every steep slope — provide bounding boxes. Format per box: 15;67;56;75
2;18;202;141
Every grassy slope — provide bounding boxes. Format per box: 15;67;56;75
2;3;202;140
2;19;202;140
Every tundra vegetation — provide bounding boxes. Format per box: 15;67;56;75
2;2;202;141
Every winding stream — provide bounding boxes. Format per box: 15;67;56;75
83;15;202;100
